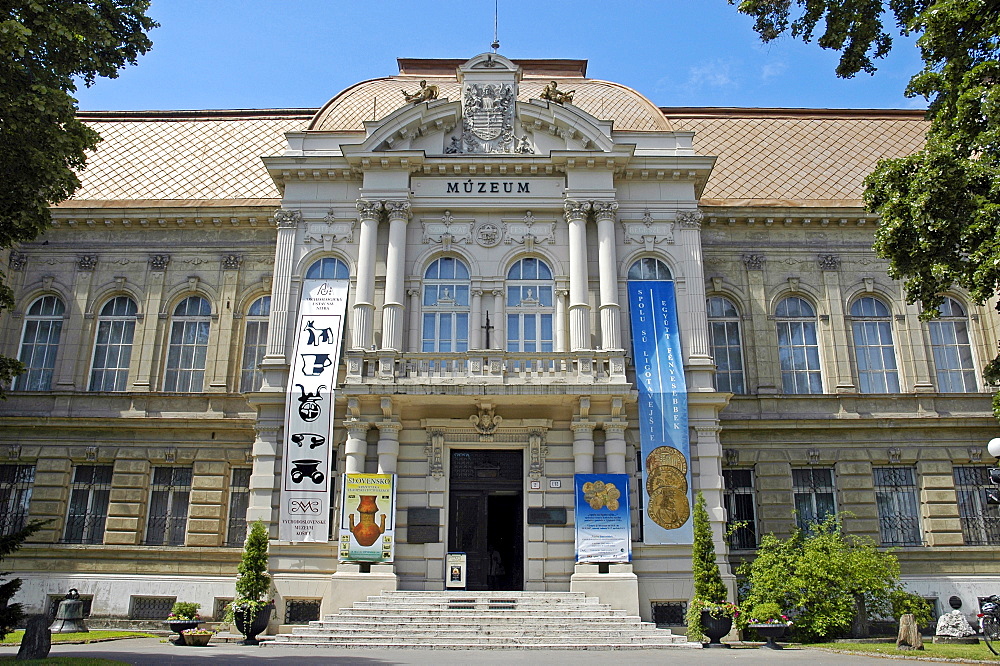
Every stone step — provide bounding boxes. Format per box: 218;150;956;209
265;641;698;650
336;608;631;618
344;602;616;612
304;620;660;632
271;635;690;646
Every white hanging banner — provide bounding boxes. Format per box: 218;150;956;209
278;279;349;542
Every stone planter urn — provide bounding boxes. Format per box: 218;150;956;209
750;623;787;649
701;611;733;648
163;619;201;643
235;603;273;645
181;631;213;647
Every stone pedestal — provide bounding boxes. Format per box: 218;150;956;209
569;563;639;617
329;563;398;614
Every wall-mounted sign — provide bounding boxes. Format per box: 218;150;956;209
446;552;467;589
411;177;564;199
574;474;631;563
527;508;568;526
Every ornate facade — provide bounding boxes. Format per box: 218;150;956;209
2;53;998;630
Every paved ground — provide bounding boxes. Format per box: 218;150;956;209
0;637;930;665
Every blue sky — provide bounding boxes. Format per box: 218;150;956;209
74;0;926;112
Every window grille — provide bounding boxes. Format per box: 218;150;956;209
775;296;822;394
225;468;251;547
15;295;65;391
214;597;233;621
792;467;837;530
651;601;686;627
722;469;757;549
63;465;113;544
850;296;900;393
89;296;138;391
129;596;175;620
285;599;322;624
240;296;270;393
873;466;922;546
953;466;1000;545
0;464;35;536
145;467;192;546
707;296;745;394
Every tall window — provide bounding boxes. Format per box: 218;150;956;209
873;466;922;546
225;468;251;547
90;296;138;391
63;465;113;544
627;257;672;281
722;469;757;549
0;464;35;536
506;257;554;353
953;466;1000;546
851;296;900;393
707;296;745;394
240;296;270;393
305;257;349;279
15;296;65;391
792;467;837;530
421;257;470;352
775;296;822;394
164;296;211;392
145;467;192;546
928;297;978;392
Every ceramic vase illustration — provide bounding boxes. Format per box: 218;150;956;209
349;494;386;546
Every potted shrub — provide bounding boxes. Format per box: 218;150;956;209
746;601;792;650
229;519;273;645
685;491;738;647
180;627;214;647
164;602;202;643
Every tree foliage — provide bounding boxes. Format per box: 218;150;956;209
0;520;47;640
738;516;902;641
733;1;1000;412
685;491;730;640
235;519;271;605
0;1;155;386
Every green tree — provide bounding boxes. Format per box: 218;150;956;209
731;1;1000;413
0;1;156;386
738;515;902;641
685;491;731;640
0;520;47;640
234;519;271;611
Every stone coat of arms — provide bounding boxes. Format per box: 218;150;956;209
463;83;514;153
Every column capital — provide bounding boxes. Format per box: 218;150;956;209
356;199;383;220
564;199;591;222
344;420;371;437
592;200;619;222
385;199;412;221
376;419;402;435
602;419;628;436
274;209;302;228
571;419;596;435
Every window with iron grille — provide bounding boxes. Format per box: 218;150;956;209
651;601;686;627
225;468;251;547
214;598;233;621
0;464;35;536
145;467;192;546
285;598;321;624
722;469;757;549
63;465;113;544
792;467;837;531
873;466;922;546
129;596;175;620
953;466;1000;545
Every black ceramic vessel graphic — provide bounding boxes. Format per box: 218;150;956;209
291;459;324;484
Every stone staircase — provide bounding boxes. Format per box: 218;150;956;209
268;590;696;649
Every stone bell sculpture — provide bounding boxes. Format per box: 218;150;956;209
49;588;89;633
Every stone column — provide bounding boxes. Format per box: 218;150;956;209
264;210;300;361
344;420;371;474
603;419;628;474
572;420;596;474
470;288;483;349
565;200;591;351
381;200;411;351
594;201;621;350
555;288;568;352
407;287;421;353
376;421;402;474
352;200;382;350
491;288;505;350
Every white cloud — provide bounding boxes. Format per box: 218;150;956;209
761;61;787;81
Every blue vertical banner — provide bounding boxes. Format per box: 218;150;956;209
628;280;692;544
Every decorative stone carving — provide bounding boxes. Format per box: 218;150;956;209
541;80;574;104
506;211;554;248
316;211;357;243
889;447;902;463
564;200;590;223
149;254;170;271
818;254;841;270
425;430;444;478
471;404;503;439
742;254;765;270
274;209;302;228
474;221;503;247
592;200;618;222
222;254;242;270
463;83;515;153
723;449;739;466
356;199;383;220
621;210;674;246
85;446;98;462
8;251;26;271
808;448;821;463
6;444;21;460
970;447;983;463
514;134;534;154
384;200;412;220
77;255;97;271
401;80;439;104
444;135;463;154
935;611;976;637
528;430;548;479
676;210;704;228
422;213;473;246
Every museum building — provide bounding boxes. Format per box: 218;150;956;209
2;52;999;630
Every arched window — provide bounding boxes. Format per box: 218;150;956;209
850;296;900;393
506;257;554;353
89;296;138;391
627;257;672;281
775;296;822;394
240;296;271;393
164;296;212;392
421;257;469;352
15;295;65;391
928;297;977;392
707;296;745;394
305;257;350;279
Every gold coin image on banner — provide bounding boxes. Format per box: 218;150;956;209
645;445;688;476
646;465;687;496
582;480;621;511
647;486;690;530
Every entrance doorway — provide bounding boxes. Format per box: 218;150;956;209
448;449;523;591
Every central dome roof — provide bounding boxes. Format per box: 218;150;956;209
309;57;671;133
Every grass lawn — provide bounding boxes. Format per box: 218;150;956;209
0;630;154;647
807;640;1000;662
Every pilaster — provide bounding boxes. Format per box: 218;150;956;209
264;209;300;363
564;200;591;351
594;200;621;351
104;457;150;545
187;460;227;547
352;200;381;350
381;200;411;351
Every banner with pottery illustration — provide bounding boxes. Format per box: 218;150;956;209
574;474;631;563
627;280;693;545
278;278;349;542
339;473;396;562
